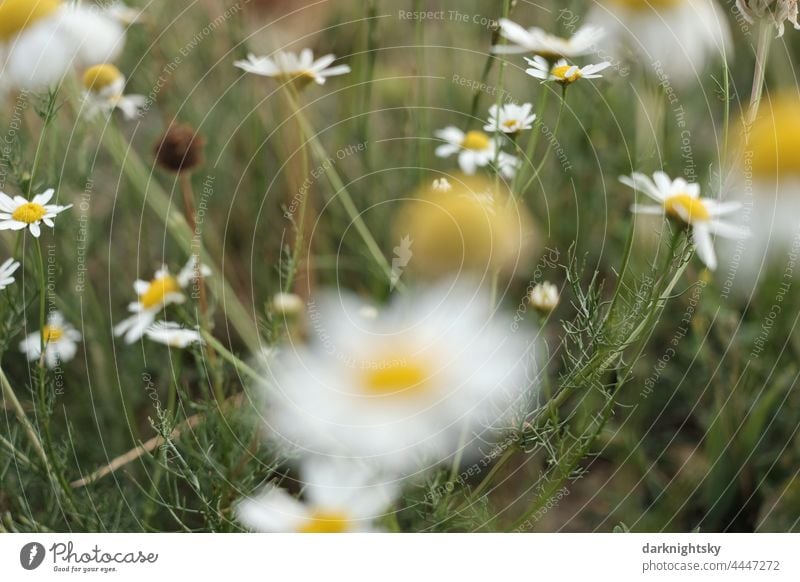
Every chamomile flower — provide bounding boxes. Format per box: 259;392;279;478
263;281;536;472
396;176;534;278
0;189;71;238
587;0;730;84
0;257;20;290
81;64;146;121
621;172;748;270
497;151;521;180
145;322;204;348
484;103;536;135
525;57;611;85
236;459;398;533
19;311;81;369
721;93;800;290
434;127;499;174
0;0;125;95
234;49;351;88
491;18;605;59
114;257;211;344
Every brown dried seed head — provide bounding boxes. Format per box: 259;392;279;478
153;124;205;173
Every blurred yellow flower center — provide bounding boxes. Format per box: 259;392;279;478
42;325;63;343
362;358;429;397
461;131;491;151
552;65;582;83
664;194;709;223
0;0;61;40
502;119;518;130
299;510;350;533
747;96;800;179
140;276;181;309
609;0;683;10
83;64;123;92
12;202;46;224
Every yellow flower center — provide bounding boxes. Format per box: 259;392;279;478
502;119;519;130
552;65;582;83
0;0;61;40
83;64;123;92
298;510;350;533
139;276;181;310
664;193;710;224
277;70;317;89
461;130;491;151
746;95;800;179
42;325;64;343
362;357;429;397
11;202;46;224
609;0;683;10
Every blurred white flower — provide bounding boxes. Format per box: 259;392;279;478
234;49;351;87
435;127;499;174
81;64;146;121
736;0;799;36
0;257;20;290
496;151;521;179
115;257;211;344
0;189;71;238
432;177;452;192
236;459;398;533
145;322;204;348
20;311;81;369
492;18;605;59
587;0;730;84
484;103;536;135
263;281;536;471
529;282;560;314
272;292;304;317
622;172;748;270
525;57;611;85
0;0;125;95
105;1;145;25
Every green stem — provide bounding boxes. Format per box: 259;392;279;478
522;86;566;193
201;330;260;383
102;124;261;353
745;21;772;127
512;87;550;196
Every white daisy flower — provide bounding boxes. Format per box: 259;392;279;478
525;57;611;85
720;94;800;292
81;64;146;121
484;103;536;135
496;151;521;180
19;310;82;369
434;127;499;175
587;0;731;84
621;172;749;271
0;189;71;238
234;49;351;87
0;257;20;290
263;281;536;472
145;321;204;349
236;459;398;533
114;256;211;344
0;0;125;95
491;18;605;59
529;282;560;314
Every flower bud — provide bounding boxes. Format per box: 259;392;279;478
529;282;559;314
153;123;205;173
272;292;304;317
